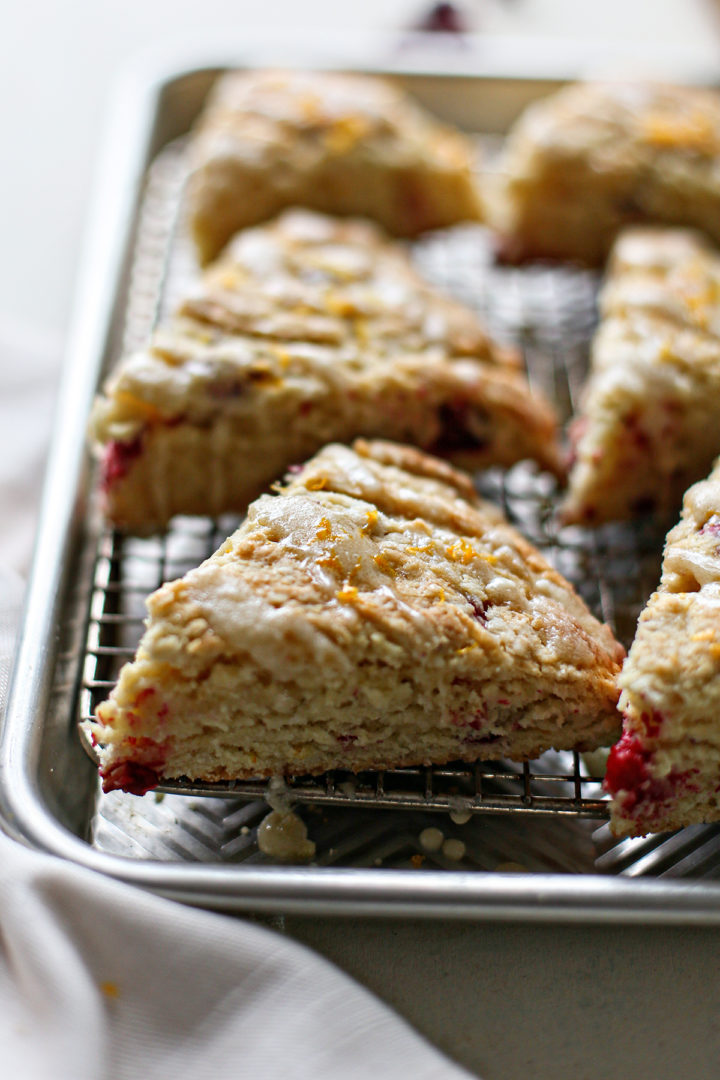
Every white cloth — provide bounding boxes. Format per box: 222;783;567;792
0;322;476;1079
0;831;475;1080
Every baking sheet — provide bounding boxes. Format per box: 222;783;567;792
5;55;720;919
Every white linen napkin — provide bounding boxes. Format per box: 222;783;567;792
0;830;475;1080
0;322;477;1079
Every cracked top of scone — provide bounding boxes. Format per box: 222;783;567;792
143;439;622;678
617;458;720;718
197;68;472;151
89;438;624;792
507;81;720;160
600;226;720;333
618;457;720;726
490;81;720;263
561;226;720;525
90;208;533;444
188;68;483;262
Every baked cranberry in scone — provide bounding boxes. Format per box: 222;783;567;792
87;439;623;793
562;226;720;525
90;210;562;534
607;457;720;836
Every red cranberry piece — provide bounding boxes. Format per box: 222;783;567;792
466;595;489;624
100;760;161;795
640;710;665;738
206;378;245;400
417;3;467;32
604;732;650;797
433;403;490;454
100;436;144;491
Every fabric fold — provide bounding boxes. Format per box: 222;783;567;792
0;831;475;1079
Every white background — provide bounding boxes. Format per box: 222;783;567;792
3;0;720;340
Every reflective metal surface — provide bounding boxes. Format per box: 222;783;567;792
4;57;720;919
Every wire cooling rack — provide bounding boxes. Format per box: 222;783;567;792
78;472;665;823
77;137;674;852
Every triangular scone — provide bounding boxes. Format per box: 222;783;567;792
490;81;720;265
562;227;720;525
90;210;562;534
188;69;483;264
606;458;720;836
89;440;624;795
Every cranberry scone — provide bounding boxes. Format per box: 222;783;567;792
90;209;562;534
562;226;720;525
606;458;720;836
188;68;483;264
491;81;720;265
88;440;624;794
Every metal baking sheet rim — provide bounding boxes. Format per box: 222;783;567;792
4;48;720;922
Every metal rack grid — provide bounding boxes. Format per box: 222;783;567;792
78;485;663;823
78;138;672;860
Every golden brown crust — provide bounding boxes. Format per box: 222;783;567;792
188;68;484;263
91;210;562;533
562;226;720;525
88;439;623;792
607;457;720;836
491;81;720;266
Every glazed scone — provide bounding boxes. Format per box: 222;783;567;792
606;458;720;836
188;68;484;264
491;81;720;265
88;439;624;794
562;226;720;525
90;209;562;534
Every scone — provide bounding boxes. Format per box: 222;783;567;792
188;68;483;264
88;440;624;794
606;459;720;836
90;209;562;534
562;226;720;525
491;81;720;265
